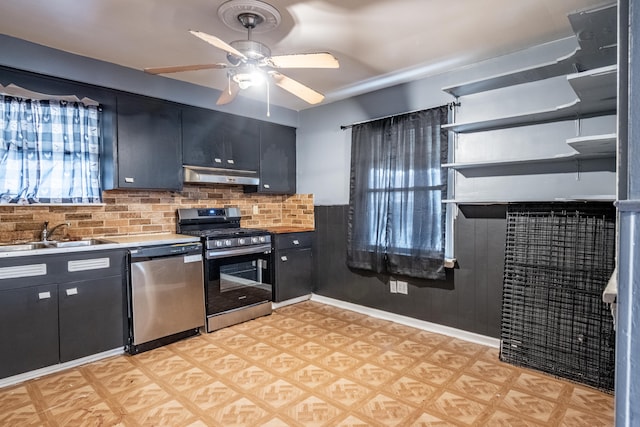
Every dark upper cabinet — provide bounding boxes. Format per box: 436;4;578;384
255;122;296;194
109;93;183;190
182;106;259;171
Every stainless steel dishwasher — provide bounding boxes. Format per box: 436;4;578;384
127;242;204;354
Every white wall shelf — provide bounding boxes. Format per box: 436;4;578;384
442;152;615;170
442;3;617;206
442;47;582;97
443;151;615;171
441;4;617;97
567;65;617;103
566;133;616;154
564;194;616;202
443;195;615;205
443;65;617;134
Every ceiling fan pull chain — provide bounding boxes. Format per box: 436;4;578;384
266;80;271;117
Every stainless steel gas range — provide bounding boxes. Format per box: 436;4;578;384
177;207;273;332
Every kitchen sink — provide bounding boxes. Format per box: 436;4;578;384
0;238;114;252
0;242;49;252
48;239;112;248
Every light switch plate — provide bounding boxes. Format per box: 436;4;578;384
397;281;408;294
390;280;397;293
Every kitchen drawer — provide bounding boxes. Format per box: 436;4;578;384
0;249;126;291
274;232;313;250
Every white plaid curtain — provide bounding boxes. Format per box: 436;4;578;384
0;96;101;204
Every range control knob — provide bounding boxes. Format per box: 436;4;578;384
224;239;232;246
215;240;224;248
238;238;247;245
259;236;266;243
251;236;259;244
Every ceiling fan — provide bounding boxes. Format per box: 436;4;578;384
144;0;339;106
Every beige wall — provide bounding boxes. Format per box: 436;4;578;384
0;185;314;243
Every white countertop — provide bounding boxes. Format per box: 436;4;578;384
105;233;200;247
0;233;200;258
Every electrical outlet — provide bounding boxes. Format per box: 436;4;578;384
252;205;259;214
397;281;408;294
389;280;397;293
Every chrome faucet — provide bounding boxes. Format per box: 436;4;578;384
41;221;70;242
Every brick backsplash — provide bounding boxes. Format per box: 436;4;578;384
0;185;314;243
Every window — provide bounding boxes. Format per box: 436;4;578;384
347;106;448;280
0;91;102;204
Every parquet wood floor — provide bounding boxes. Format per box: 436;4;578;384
0;301;614;426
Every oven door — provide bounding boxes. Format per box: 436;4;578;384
204;244;273;315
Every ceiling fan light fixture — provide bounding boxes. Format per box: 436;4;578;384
151;0;336;108
231;68;265;89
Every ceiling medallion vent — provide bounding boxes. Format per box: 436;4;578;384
217;0;281;34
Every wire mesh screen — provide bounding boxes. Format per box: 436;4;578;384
500;203;616;392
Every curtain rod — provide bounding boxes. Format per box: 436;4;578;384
339;101;460;130
0;83;100;106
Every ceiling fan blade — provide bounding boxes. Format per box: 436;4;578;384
189;30;247;60
268;53;339;69
269;72;325;104
144;63;228;75
216;82;240;105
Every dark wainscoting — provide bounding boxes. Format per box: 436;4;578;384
312;205;507;338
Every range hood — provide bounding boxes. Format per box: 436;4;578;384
183;165;259;186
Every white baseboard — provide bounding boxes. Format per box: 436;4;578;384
272;294;312;309
0;347;124;389
310;294;500;349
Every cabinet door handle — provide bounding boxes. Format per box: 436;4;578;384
281;256;288;262
38;291;51;300
124;177;135;183
214;158;222;163
263;184;270;189
65;287;78;296
292;240;300;245
227;159;235;164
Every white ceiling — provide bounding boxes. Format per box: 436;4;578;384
0;0;609;111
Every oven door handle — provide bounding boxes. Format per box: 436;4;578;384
206;243;272;259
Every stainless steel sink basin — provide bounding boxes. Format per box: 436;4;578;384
0;242;49;252
0;239;113;252
49;239;111;248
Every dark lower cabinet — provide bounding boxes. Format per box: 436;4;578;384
0;284;59;379
0;249;126;379
273;232;313;302
58;276;124;362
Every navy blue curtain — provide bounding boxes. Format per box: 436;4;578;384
347;106;448;280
